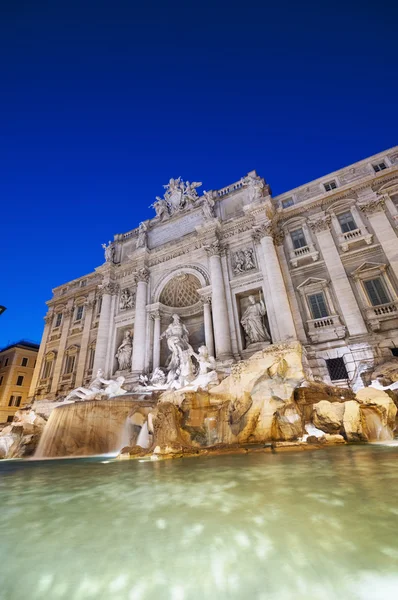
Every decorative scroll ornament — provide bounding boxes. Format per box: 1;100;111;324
44;312;53;324
204;239;223;257
232;247;256;275
150;178;202;219
273;228;285;246
359;196;386;215
308;214;332;234
251;221;274;242
136;267;150;283
99;282;119;296
63;307;73;318
119;288;136;310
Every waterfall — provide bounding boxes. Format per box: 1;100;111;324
361;406;394;442
35;397;154;458
136;421;151;449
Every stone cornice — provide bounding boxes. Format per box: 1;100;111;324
359;196;386;215
308;214;332;233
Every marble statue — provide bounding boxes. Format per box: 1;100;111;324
186;346;219;391
184;181;202;204
243;173;264;203
152;197;169;220
160;314;196;388
115;330;133;371
64;369;105;402
136;222;148;249
241;294;270;345
202;190;215;219
119;288;135;310
150;367;167;386
102;241;115;263
63;371;127;402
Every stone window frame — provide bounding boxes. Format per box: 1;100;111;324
73;296;87;323
372;162;388;173
41;350;56;380
63;344;79;376
53;307;65;330
327;199;373;252
297;278;336;321
352;262;398;315
86;341;96;375
282;216;319;267
323;180;338;192
296;277;346;342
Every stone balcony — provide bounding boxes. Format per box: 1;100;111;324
307;314;346;343
365;301;398;331
338;228;373;252
289;244;319;268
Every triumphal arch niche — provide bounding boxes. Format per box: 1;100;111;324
157;272;206;367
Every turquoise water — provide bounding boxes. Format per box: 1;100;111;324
1;446;398;600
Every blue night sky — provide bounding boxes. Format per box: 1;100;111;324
1;0;397;347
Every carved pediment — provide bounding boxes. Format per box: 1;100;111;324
297;277;328;290
353;262;387;275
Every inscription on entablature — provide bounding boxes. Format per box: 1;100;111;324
148;212;203;248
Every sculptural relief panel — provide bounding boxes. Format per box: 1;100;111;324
231;246;257;276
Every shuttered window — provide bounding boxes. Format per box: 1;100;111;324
308;293;329;319
337;211;357;233
364;278;390;306
290;228;307;249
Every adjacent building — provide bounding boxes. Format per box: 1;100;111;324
29;146;398;400
0;341;39;422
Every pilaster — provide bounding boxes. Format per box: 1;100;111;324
28;310;53;398
74;293;96;386
50;299;74;393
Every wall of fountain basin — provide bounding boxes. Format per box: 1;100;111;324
1;342;398;460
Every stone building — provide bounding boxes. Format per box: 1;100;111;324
0;341;39;422
29;146;398;399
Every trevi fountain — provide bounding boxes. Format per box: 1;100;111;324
3;152;398;598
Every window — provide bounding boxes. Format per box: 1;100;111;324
7;416;14;423
326;358;349;381
96;297;102;316
8;396;22;407
75;305;84;321
373;162;387;173
337;211;357;233
364;278;390;306
21;357;28;367
80;280;87;287
43;359;53;379
308;293;329;319
290;228;307;249
16;375;24;386
324;181;337;192
282;198;294;209
0;376;3;386
4;358;9;367
64;355;76;374
391;348;398;357
55;313;62;328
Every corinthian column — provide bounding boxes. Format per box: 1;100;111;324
131;268;150;375
28;310;53;398
75;294;95;386
50;301;74;394
252;223;296;342
205;241;233;360
152;310;161;370
309;214;367;336
92;282;118;375
360;195;398;281
202;296;215;357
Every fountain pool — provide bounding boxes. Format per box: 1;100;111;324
1;445;398;599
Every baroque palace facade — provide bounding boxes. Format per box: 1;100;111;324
29;146;398;400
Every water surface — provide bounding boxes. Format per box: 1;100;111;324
1;445;398;600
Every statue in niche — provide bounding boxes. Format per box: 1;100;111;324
120;288;135;311
102;241;115;263
242;173;264;203
241;294;270;346
202;190;216;219
160;314;196;388
136;222;148;249
115;330;133;371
